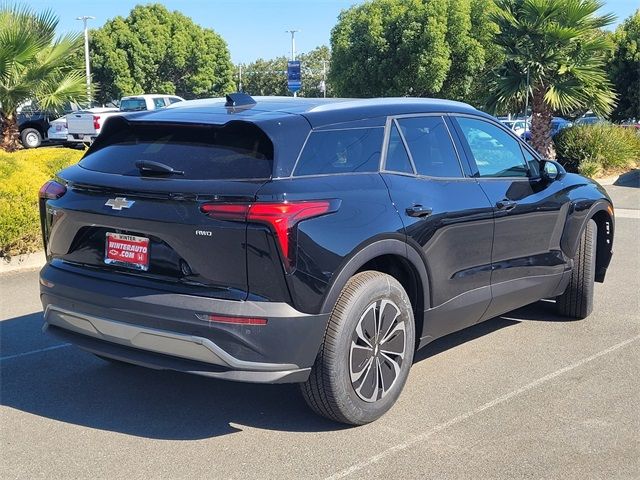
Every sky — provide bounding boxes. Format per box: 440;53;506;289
28;0;638;64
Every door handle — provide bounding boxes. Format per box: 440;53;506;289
406;205;433;218
496;199;517;211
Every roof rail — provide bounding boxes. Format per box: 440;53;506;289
225;92;257;108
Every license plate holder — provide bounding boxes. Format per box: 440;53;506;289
104;232;150;271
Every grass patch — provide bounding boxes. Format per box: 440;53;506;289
0;147;83;257
555;124;640;177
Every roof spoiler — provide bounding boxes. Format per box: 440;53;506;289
225;92;257;108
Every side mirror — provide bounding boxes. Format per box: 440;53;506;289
539;159;566;182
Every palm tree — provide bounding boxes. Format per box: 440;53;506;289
0;4;89;151
486;0;616;158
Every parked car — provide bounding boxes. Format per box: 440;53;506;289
46;116;68;143
119;94;184;112
575;116;607;126
500;118;529;136
39;95;614;425
521;117;572;142
66;95;185;144
65;107;120;144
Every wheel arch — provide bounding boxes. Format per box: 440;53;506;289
562;199;614;283
320;238;430;343
19;122;45;137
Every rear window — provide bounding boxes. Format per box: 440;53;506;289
80;123;274;180
294;128;383;176
120;98;147;112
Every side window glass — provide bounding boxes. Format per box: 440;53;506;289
294;128;383;176
396;116;462;177
456;117;529;178
153;97;166;109
385;122;414;173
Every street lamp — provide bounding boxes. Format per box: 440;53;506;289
285;30;300;97
285;30;299;61
76;15;95;105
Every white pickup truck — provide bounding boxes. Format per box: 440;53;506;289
66;94;184;144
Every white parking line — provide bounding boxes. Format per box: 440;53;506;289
324;334;640;480
0;343;71;362
615;208;640;219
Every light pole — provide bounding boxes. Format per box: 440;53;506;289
76;15;95;105
285;30;299;61
285;30;299;97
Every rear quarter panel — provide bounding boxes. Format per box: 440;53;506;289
251;173;405;314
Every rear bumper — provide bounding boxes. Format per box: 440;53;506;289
40;264;329;383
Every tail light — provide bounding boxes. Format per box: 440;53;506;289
39;180;66;200
93;115;101;130
200;200;340;271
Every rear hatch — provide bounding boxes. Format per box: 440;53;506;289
43;120;274;301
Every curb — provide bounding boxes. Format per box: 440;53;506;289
0;251;46;275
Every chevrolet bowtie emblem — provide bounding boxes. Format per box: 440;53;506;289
105;197;135;210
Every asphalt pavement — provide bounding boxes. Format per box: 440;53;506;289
1;179;638;480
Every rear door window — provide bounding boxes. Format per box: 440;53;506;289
384;122;414;174
80;123;274;180
396;116;462;177
294;128;383;176
153;97;167;109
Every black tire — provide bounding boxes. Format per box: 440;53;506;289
20;127;42;148
301;271;415;425
556;219;597;319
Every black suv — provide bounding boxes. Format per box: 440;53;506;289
39;95;614;425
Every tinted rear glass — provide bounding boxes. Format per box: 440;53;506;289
294;128;383;176
120;98;147;111
80;123;274;180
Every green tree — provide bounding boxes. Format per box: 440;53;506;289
241;57;289;96
90;4;234;103
299;46;333;97
241;46;332;98
0;4;88;151
608;10;639;122
328;0;493;100
487;0;616;158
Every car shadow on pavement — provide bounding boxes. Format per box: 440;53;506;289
613;169;639;188
0;312;345;439
1;300;565;439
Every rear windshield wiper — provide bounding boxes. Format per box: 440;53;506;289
135;160;184;176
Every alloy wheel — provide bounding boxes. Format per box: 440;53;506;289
349;299;407;402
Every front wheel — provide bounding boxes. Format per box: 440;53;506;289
556;219;596;319
301;271;415;425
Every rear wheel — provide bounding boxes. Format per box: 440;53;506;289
557;219;596;319
301;271;415;425
20;128;42;148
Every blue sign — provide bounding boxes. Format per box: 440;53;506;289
287;61;301;93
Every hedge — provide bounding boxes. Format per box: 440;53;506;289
555;124;640;178
0;147;83;257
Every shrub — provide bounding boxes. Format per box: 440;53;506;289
555;124;640;177
0;147;83;257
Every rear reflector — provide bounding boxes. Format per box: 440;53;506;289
200;200;340;271
39;180;67;200
93;115;101;130
196;313;267;326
